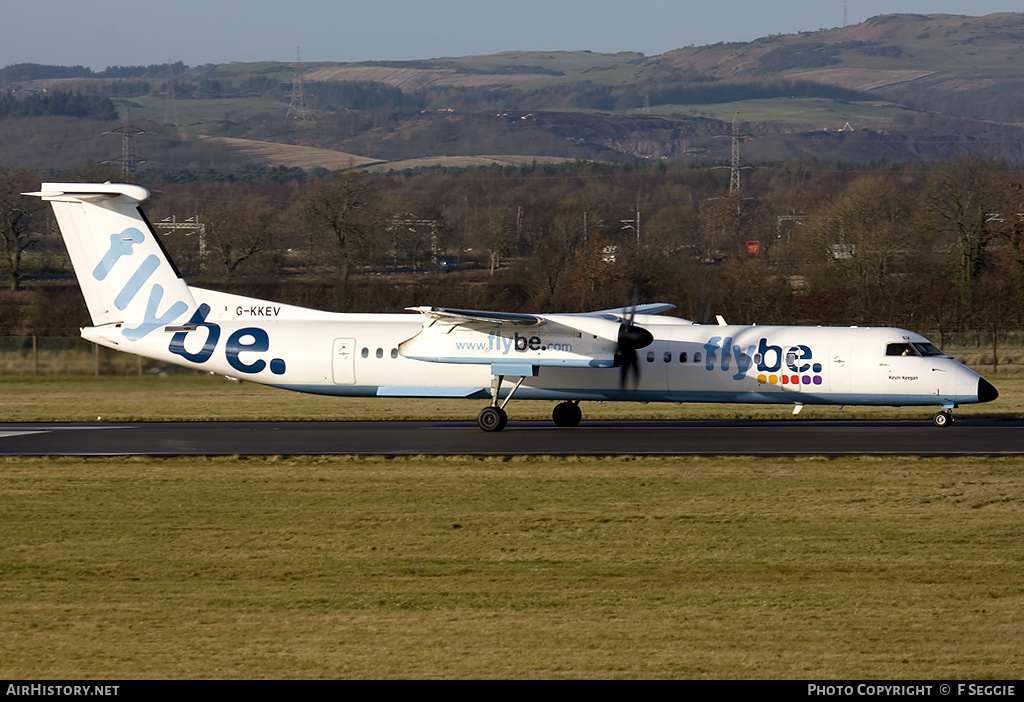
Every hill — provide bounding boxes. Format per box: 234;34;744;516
6;13;1024;173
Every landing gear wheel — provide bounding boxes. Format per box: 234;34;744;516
552;401;582;427
478;406;508;432
932;410;954;428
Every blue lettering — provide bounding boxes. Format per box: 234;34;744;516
114;254;160;310
169;304;220;363
121;284;189;341
756;338;782;372
720;336;733;371
787;345;812;373
226;327;270;374
732;344;756;380
704;337;721;371
93;228;146;281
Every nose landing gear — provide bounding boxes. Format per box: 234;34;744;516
477;372;526;432
932;410;954;427
477;405;508;432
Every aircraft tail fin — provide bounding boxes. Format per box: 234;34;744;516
27;183;195;341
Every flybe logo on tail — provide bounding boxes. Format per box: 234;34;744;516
703;336;823;386
93;227;189;341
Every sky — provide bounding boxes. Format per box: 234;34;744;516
3;0;1024;70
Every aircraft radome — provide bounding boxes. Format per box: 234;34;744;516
27;183;998;432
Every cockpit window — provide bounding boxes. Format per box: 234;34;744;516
886;343;916;357
912;342;946;357
886;342;947;357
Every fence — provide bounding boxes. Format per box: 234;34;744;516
0;336;172;375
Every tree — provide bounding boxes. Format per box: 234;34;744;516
202;196;280;281
466;205;518;275
0;168;43;291
802;175;918;323
295;173;376;286
697;191;749;262
923;156;1009;322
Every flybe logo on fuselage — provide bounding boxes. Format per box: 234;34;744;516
455;331;573;355
703;336;823;386
168;304;287;376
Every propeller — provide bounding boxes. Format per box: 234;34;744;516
616;289;654;391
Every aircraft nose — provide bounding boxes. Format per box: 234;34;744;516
978;377;999;403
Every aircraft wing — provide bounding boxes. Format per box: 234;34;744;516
401;303;679;368
406;303;677;329
573;303;677;320
406;306;543;327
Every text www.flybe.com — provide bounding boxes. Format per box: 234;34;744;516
456;332;573;354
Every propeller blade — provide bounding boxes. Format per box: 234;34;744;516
619;348;639;390
618;284;652;392
617;320;652;392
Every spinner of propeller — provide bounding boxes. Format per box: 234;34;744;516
616;313;654;390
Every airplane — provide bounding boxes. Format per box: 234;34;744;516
27;182;998;432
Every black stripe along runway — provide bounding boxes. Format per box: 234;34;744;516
1;419;1022;456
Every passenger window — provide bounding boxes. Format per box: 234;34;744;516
664;352;672;363
391;348;398;359
376;348;384;359
694;352;702;363
361;348;369;358
647;351;655;363
680;352;688;363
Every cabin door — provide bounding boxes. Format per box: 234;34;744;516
332;338;356;384
828;345;852;394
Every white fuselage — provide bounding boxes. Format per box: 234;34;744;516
86;287;990;409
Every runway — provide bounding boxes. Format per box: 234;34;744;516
1;418;1022;456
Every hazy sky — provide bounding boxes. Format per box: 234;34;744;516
3;0;1023;69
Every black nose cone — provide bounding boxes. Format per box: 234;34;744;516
978;377;999;403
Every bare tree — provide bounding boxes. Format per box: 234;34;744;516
466;205;518;275
923;156;1009;321
0;168;44;291
803;175;917;323
203;196;279;281
295;173;376;286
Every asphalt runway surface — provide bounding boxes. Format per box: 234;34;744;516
1;418;1022;456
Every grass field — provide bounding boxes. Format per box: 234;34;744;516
1;372;1022;679
643;98;915;130
1;455;1022;679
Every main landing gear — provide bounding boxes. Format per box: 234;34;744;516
552;400;582;427
476;372;583;432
